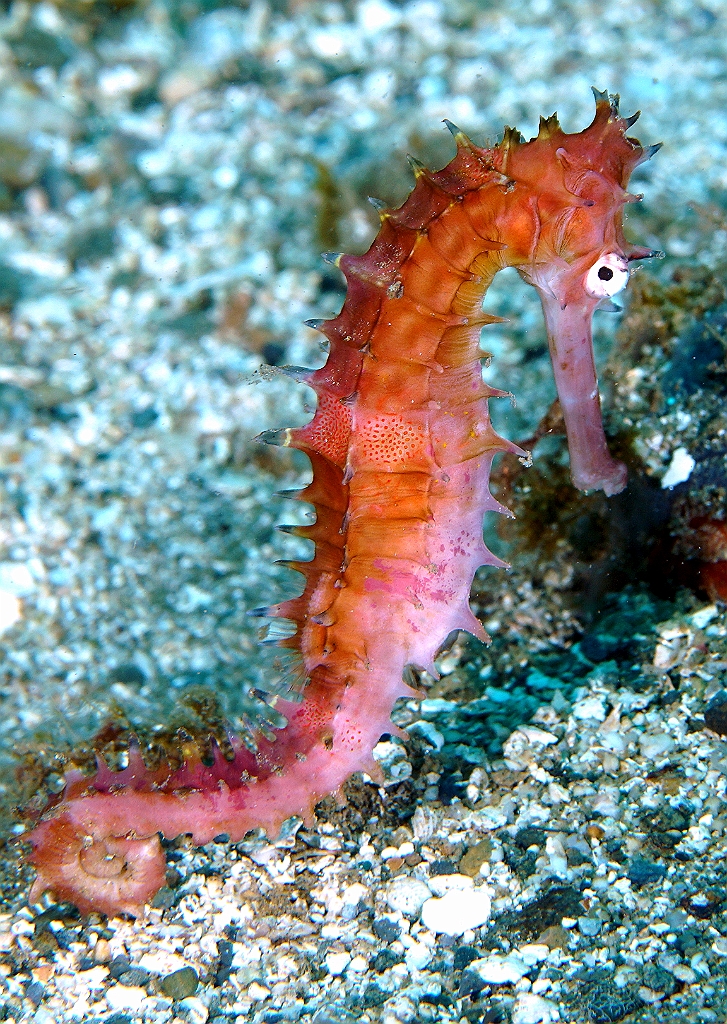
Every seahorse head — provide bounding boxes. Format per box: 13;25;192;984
493;90;661;494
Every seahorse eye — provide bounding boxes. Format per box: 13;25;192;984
584;253;629;298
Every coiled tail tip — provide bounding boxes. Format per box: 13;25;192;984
29;815;166;919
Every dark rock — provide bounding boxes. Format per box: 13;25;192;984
118;968;150;987
514;826;546;849
160;966;199;1000
216;937;234;973
262;342;285;366
659;689;681;707
109;663;147;686
566;846;590;866
582;981;643;1023
362;982;387;1008
642;964;677;996
49;927;75;950
195;863;219;878
67;225;116;267
453;945;480;971
108;955;132;980
458;968;486;997
479;1008;508;1024
507;849;538;879
214;963;233;986
32;904;79;932
372;949;402;973
604;839;624;863
580;633;623;663
372;916;400;943
150;885;177;909
10;24;74;71
438;772;465;803
131;407;159;429
645;803;691;850
0;263;31;308
627;858;667;887
674;927;699;954
430;859;458;876
25;981;44;1007
704;690;727;736
498;884;583;940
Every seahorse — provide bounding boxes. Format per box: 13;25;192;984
27;90;659;917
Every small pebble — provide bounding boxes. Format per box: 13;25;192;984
93;939;112;963
572;696;607;721
404;941;432;971
453;944;480;970
643;965;677;996
108;956;132;980
518;944;549;966
469;953;529;984
247;981;271;1001
627;858;667;887
160;966;199;1000
325;951;350;976
671;964;697;983
537;925;570;950
117;967;150;987
384;877;431;918
578;915;602;937
178;996;209;1024
639;732;675;758
105;985;148;1012
512;992;560;1024
427;872;474;897
372;916;401;942
460;838;492;876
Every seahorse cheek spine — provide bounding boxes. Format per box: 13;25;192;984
26;91;659;918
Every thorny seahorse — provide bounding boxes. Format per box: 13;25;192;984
28;90;660;916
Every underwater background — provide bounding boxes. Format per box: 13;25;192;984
0;0;725;1021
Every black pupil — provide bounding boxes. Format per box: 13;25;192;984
598;266;614;281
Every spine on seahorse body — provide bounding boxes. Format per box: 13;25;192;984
27;91;660;917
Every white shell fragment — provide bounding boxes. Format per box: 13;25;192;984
469;953;530;984
420;887;492;935
661;446;695;488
